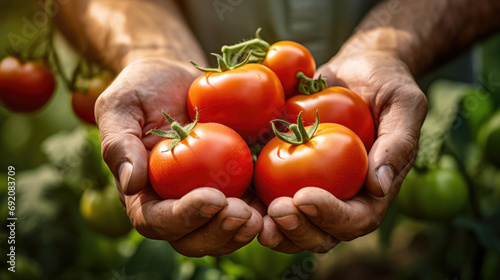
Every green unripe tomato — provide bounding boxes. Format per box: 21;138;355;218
415;168;469;220
80;185;132;237
397;165;469;220
397;169;423;219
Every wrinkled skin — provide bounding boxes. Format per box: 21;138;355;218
256;49;428;253
96;58;264;257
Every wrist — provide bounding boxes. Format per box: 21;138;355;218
116;48;206;78
339;27;420;77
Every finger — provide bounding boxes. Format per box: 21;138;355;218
293;187;387;241
125;187;227;241
365;81;428;197
170;197;253;257
258;215;304;254
267;197;339;253
211;207;264;256
241;189;267;216
232;207;263;243
96;84;148;195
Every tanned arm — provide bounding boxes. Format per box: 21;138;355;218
55;0;206;73
350;0;500;77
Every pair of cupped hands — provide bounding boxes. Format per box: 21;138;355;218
95;47;428;257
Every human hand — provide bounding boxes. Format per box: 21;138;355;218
96;58;263;257
257;47;428;253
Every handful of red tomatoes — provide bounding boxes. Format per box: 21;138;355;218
148;29;374;205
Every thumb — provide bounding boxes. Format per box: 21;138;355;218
365;82;428;197
96;90;149;195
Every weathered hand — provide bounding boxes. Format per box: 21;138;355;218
96;58;263;257
258;48;428;253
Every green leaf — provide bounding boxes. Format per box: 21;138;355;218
272;122;302;145
41;127;110;189
147;129;179;139
125;239;180;279
164;139;181;152
416;80;470;168
270;111;319;145
184;108;199;135
270;119;292;128
306;110;320;140
162;110;176;124
454;211;500;253
220;239;300;280
16;164;64;234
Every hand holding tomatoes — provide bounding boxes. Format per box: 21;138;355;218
258;42;427;254
96;58;264;257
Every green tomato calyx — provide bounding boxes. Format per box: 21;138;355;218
146;108;199;152
296;72;327;95
190;28;270;73
271;110;320;145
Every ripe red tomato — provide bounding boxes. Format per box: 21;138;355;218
0;56;56;112
72;73;113;125
254;122;368;206
187;63;284;143
262;41;316;99
149;122;254;199
284;86;375;151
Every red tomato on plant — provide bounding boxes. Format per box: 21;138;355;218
0;56;55;112
72;72;113;125
262;41;316;99
254;112;368;206
284;73;375;151
148;109;253;199
187;58;284;143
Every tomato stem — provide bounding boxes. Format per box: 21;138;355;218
296;72;328;95
190;49;255;73
146;108;199;152
190;28;270;73
271;111;320;145
221;28;270;64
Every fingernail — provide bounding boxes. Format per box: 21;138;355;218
200;205;222;218
274;215;299;230
119;162;133;193
298;205;318;217
266;241;281;248
233;231;253;243
377;165;394;196
222;217;247;231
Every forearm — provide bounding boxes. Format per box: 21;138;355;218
344;0;500;78
55;0;206;73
